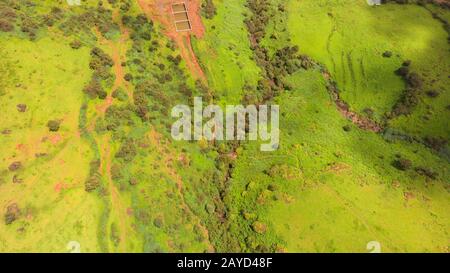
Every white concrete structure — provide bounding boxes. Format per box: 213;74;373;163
367;0;382;6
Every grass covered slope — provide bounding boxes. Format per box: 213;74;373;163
0;0;224;253
287;0;450;140
0;36;102;252
225;68;449;252
221;0;450;253
193;0;261;104
0;0;448;253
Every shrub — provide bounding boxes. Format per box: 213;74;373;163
252;221;267;234
16;104;27;112
415;167;437;180
4;203;20;225
406;73;423;89
115;139;137;162
85;173;101;192
83;79;105;99
8;161;22;171
382;51;393;58
392;158;412;171
70;40;82;49
124;73;133;82
0;19;14;32
202;0;217;19
423;136;448;151
47;120;61;132
112;88;128;101
426;90;439;98
395;66;409;77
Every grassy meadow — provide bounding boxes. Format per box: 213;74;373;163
0;0;448;253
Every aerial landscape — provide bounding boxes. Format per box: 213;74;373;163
0;0;449;253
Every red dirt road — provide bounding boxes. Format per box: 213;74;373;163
137;0;207;82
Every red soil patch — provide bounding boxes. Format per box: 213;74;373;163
137;0;206;82
48;134;63;145
54;182;68;193
16;143;26;151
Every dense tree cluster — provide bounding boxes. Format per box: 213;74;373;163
60;4;119;38
389;61;424;117
245;0;304;102
122;14;153;42
82;47;114;99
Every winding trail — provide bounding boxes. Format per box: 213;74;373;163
88;9;133;252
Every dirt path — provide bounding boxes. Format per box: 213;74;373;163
137;0;207;82
99;135;129;252
89;10;133;252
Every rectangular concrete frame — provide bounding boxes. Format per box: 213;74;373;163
172;2;192;32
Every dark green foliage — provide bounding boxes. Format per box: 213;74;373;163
4;203;20;225
202;0;217;19
85;173;102;192
382;51;393;58
414;166;438;180
8;161;21;171
83;78;106;99
390;61;423;118
104;105;134;131
0;19;14;32
115;139;137;162
392;157;412;171
85;160;101;192
47;120;61;132
423;136;448;151
245;0;302;101
426;90;439;98
112;88;128;101
342;125;352;132
90;47;114;68
124;73;133;82
70;40;82;49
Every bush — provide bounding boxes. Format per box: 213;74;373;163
112;88;128;101
4;203;20;225
392;158;412;171
0;19;14;32
16;104;27;112
70;40;82;49
406;73;423;89
415;167;437;180
252;221;267;234
47;120;61;132
124;73;133;82
8;161;22;171
426;90;439;98
423;136;448;151
115;139;137;162
83;79;106;99
85;173;101;192
202;0;217;19
382;51;393;58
